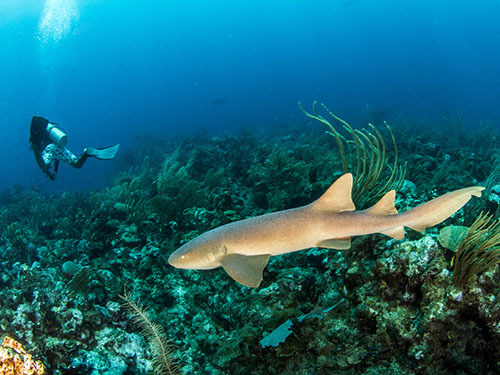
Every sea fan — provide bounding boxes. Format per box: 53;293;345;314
452;212;500;288
120;290;180;375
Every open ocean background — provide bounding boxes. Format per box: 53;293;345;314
1;0;500;192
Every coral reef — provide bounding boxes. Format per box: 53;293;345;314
0;336;45;375
1;115;500;374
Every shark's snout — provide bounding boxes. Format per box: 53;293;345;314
168;232;225;270
168;240;209;269
168;250;187;269
167;252;178;267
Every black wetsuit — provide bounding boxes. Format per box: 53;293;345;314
30;116;51;149
30;116;58;177
29;116;88;180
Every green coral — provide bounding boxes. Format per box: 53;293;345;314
299;101;406;208
248;148;311;209
452;213;500;288
438;225;469;252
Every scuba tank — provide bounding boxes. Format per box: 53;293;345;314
46;123;68;147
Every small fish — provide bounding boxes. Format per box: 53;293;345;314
169;173;483;288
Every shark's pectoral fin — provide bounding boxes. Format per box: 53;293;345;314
381;227;405;239
220;254;271;288
316;237;351;250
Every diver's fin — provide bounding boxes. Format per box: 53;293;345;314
85;144;120;160
220;253;270;288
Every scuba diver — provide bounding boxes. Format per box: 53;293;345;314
29;116;120;180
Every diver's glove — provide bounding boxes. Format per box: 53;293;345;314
83;144;120;160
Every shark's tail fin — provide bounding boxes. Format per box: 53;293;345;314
404;186;484;232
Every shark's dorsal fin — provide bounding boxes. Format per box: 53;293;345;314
366;190;398;216
366;190;404;239
311;173;355;212
220;254;270;288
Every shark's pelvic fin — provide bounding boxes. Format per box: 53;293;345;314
381;227;406;240
316;237;352;249
311;173;355;212
220;254;271;288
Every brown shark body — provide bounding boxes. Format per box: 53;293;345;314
168;173;484;287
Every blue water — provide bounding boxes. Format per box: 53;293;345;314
1;0;500;193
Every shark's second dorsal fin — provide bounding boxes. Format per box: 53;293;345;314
366;190;398;216
221;253;271;288
367;190;404;239
311;173;355;212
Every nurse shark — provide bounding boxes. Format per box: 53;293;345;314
169;173;483;287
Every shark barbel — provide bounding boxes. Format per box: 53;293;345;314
168;173;484;287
